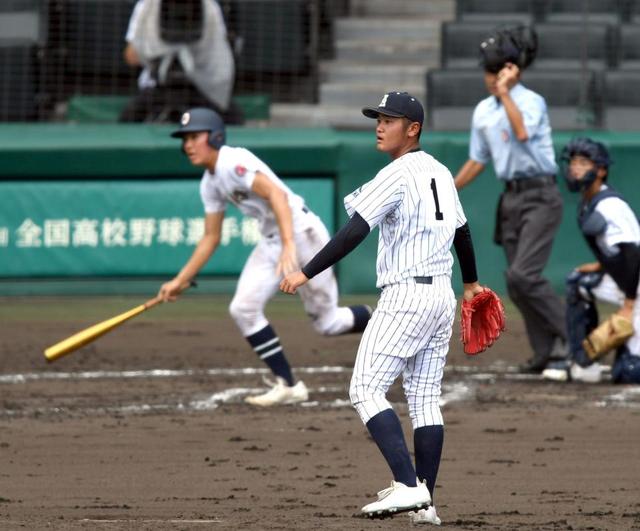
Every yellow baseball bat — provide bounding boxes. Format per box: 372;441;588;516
44;296;162;363
44;280;196;363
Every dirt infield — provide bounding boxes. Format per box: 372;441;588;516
1;295;639;530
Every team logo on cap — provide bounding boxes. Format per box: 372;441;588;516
181;112;190;126
379;94;389;107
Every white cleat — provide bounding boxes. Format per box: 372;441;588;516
542;366;569;382
570;362;605;383
543;361;607;383
244;377;308;407
361;480;431;518
409;506;442;526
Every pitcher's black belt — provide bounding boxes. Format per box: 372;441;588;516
504;175;556;193
382;276;433;290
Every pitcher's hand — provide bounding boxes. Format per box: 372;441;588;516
463;281;486;302
280;271;309;294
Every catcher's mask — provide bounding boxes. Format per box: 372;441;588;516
561;137;612;193
479;25;537;73
171;107;226;150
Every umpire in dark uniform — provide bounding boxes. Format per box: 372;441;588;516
454;27;567;373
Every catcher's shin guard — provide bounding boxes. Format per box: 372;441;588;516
565;271;602;367
612;347;640;384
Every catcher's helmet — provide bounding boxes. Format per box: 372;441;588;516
561;137;612;192
480;25;537;73
171;107;226;149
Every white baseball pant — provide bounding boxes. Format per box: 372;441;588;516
350;275;457;429
229;213;355;336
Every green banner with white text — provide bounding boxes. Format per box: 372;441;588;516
0;179;333;277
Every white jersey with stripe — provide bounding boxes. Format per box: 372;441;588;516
594;187;640;252
344;150;467;288
199;145;312;237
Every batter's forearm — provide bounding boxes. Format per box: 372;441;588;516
176;237;219;283
270;190;295;245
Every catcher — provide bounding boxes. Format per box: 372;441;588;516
543;138;640;384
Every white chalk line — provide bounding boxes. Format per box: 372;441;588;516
0;381;472;417
440;382;474;406
595;386;640;409
0;365;348;384
0;365;517;417
0;363;537;385
2;364;637;415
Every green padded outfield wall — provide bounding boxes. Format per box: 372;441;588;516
1;124;639;295
0;180;333;277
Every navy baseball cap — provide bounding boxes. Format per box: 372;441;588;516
362;91;424;126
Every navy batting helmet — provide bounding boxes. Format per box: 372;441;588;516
171;107;226;149
561;137;612;192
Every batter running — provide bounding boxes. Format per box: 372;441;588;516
159;107;372;407
281;92;485;524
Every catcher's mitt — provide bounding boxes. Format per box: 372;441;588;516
461;289;506;355
583;313;634;361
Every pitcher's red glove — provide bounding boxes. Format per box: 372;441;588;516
460;289;505;355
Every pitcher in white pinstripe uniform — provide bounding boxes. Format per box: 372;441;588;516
281;92;486;523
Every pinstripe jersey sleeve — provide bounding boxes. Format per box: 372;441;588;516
343;167;404;229
454;188;468;229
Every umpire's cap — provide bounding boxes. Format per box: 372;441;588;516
562;137;612;169
171;107;226;149
362;91;424;126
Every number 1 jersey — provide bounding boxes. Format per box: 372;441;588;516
344;150;467;288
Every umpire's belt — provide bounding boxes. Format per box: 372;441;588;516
504;174;555;193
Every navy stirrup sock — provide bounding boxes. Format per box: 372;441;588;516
246;325;293;386
366;409;417;487
349;305;372;333
414;425;444;502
